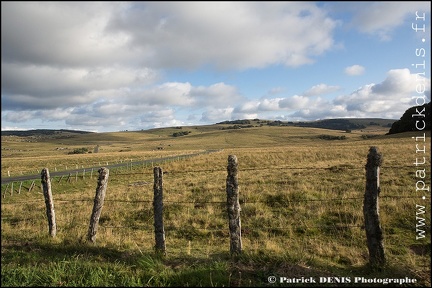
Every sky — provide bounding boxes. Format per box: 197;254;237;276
1;1;431;132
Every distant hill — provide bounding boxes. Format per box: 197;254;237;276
219;118;395;131
1;129;93;137
2;117;398;137
290;118;395;131
387;102;431;134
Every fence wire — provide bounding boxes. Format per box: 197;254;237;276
1;162;428;245
0;194;422;206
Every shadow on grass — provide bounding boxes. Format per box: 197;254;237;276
1;239;430;287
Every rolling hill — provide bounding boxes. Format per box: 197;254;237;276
1;118;396;137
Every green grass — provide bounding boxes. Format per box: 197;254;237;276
1;125;431;286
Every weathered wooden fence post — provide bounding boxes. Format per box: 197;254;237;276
87;167;109;243
28;180;35;193
153;166;166;255
41;168;56;237
3;183;9;198
363;146;385;266
226;155;242;255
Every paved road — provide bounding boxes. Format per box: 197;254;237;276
1;149;221;185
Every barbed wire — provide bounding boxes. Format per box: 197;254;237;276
85;165;414;175
1;164;416;182
0;194;423;206
0;216;366;231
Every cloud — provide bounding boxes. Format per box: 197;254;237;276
2;2;430;132
190;83;245;108
259;98;284;111
279;95;311;110
134;82;194;107
3;67;430;131
233;101;260;114
201;108;235;122
65;114;129;129
227;69;431;122
303;83;341;96
139;109;184;128
267;87;284;95
1;2;133;67
344;65;365;76
1;63;158;110
105;2;338;69
2;2;338;70
349;2;431;41
1;2;340;131
334;68;431;117
3;111;35;123
290;103;348;120
1;80;245;131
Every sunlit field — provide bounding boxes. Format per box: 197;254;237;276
1;124;430;287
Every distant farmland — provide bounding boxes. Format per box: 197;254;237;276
1;120;430;287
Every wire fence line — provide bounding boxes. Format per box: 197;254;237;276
1;162;414;185
0;162;422;204
0;213;366;233
0;194;421;206
0;163;415;198
0;149;223;185
0;189;420;233
1;147;423;264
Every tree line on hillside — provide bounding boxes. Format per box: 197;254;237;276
217;118;398;131
1;129;92;137
265;119;368;131
387;102;431;135
172;131;191;137
217;120;252;125
292;119;366;130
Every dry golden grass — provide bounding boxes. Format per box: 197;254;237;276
1;126;431;286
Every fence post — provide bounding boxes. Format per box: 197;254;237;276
226;155;242;255
87;167;109;243
363;146;385;266
3;183;9;198
153;166;166;255
28;180;35;193
41;168;56;237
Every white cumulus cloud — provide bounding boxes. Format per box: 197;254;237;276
344;65;365;76
303;83;341;96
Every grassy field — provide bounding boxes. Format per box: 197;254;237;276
1;123;431;287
